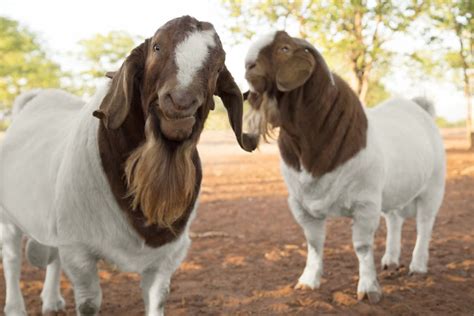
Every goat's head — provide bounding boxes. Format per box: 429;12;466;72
94;15;257;151
243;31;334;140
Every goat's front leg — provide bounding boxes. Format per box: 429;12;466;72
59;246;102;315
141;235;191;316
352;203;382;304
289;197;326;290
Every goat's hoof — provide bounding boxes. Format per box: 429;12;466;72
43;311;66;316
294;282;314;291
4;307;27;316
78;300;97;316
357;291;382;304
382;263;399;270
42;297;66;315
409;262;427;275
409;269;427;277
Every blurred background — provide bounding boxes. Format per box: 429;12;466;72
0;0;472;147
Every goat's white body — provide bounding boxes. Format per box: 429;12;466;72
282;97;445;296
283;97;445;218
0;86;194;315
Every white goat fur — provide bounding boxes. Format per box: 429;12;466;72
281;97;445;295
0;84;195;316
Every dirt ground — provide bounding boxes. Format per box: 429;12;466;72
1;129;473;315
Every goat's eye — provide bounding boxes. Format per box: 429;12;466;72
153;44;160;52
280;46;289;53
304;48;310;53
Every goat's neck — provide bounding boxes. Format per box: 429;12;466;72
96;103;202;247
277;72;368;177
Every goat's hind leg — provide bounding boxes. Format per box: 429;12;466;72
381;210;405;270
1;222;26;316
409;185;444;274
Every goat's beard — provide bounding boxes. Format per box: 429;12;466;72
245;92;280;143
125;117;196;228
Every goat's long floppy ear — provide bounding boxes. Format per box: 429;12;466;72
276;54;315;92
215;66;258;152
93;40;149;129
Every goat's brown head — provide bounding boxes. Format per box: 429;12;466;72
243;31;334;140
94;15;257;150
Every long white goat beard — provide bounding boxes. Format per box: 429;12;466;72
245;93;280;142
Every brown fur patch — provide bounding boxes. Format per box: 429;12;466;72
125;117;196;227
277;73;368;176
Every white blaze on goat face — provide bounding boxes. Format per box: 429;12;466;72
245;31;277;67
175;29;216;88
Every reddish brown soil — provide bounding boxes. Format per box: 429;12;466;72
1;130;473;315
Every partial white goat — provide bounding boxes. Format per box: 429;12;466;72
0;16;256;316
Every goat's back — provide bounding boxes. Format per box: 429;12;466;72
367;97;445;210
0;89;85;241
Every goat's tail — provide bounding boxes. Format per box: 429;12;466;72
25;239;58;269
412;96;436;118
12;89;42;117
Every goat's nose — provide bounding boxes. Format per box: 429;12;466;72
169;90;197;110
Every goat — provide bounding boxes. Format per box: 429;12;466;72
0;16;257;316
243;31;445;304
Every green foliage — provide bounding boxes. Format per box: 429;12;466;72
0;16;62;111
0;119;9;131
425;0;473;84
75;31;139;95
221;0;425;104
365;80;390;107
78;31;138;79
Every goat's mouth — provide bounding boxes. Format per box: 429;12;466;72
157;108;196;141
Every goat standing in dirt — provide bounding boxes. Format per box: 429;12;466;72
244;31;445;303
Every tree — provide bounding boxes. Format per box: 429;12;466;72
0;16;62;113
74;31;139;95
221;0;424;105
428;0;473;149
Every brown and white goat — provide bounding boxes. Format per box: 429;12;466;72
244;31;445;304
0;16;256;316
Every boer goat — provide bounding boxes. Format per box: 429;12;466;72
244;31;445;303
0;16;257;316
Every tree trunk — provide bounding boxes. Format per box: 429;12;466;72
456;23;473;150
350;8;371;105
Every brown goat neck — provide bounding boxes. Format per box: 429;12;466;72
97;104;201;248
277;71;368;177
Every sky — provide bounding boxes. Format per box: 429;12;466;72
1;0;468;121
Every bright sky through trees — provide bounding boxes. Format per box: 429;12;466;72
0;0;469;121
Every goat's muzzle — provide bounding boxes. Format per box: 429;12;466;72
157;89;201;141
